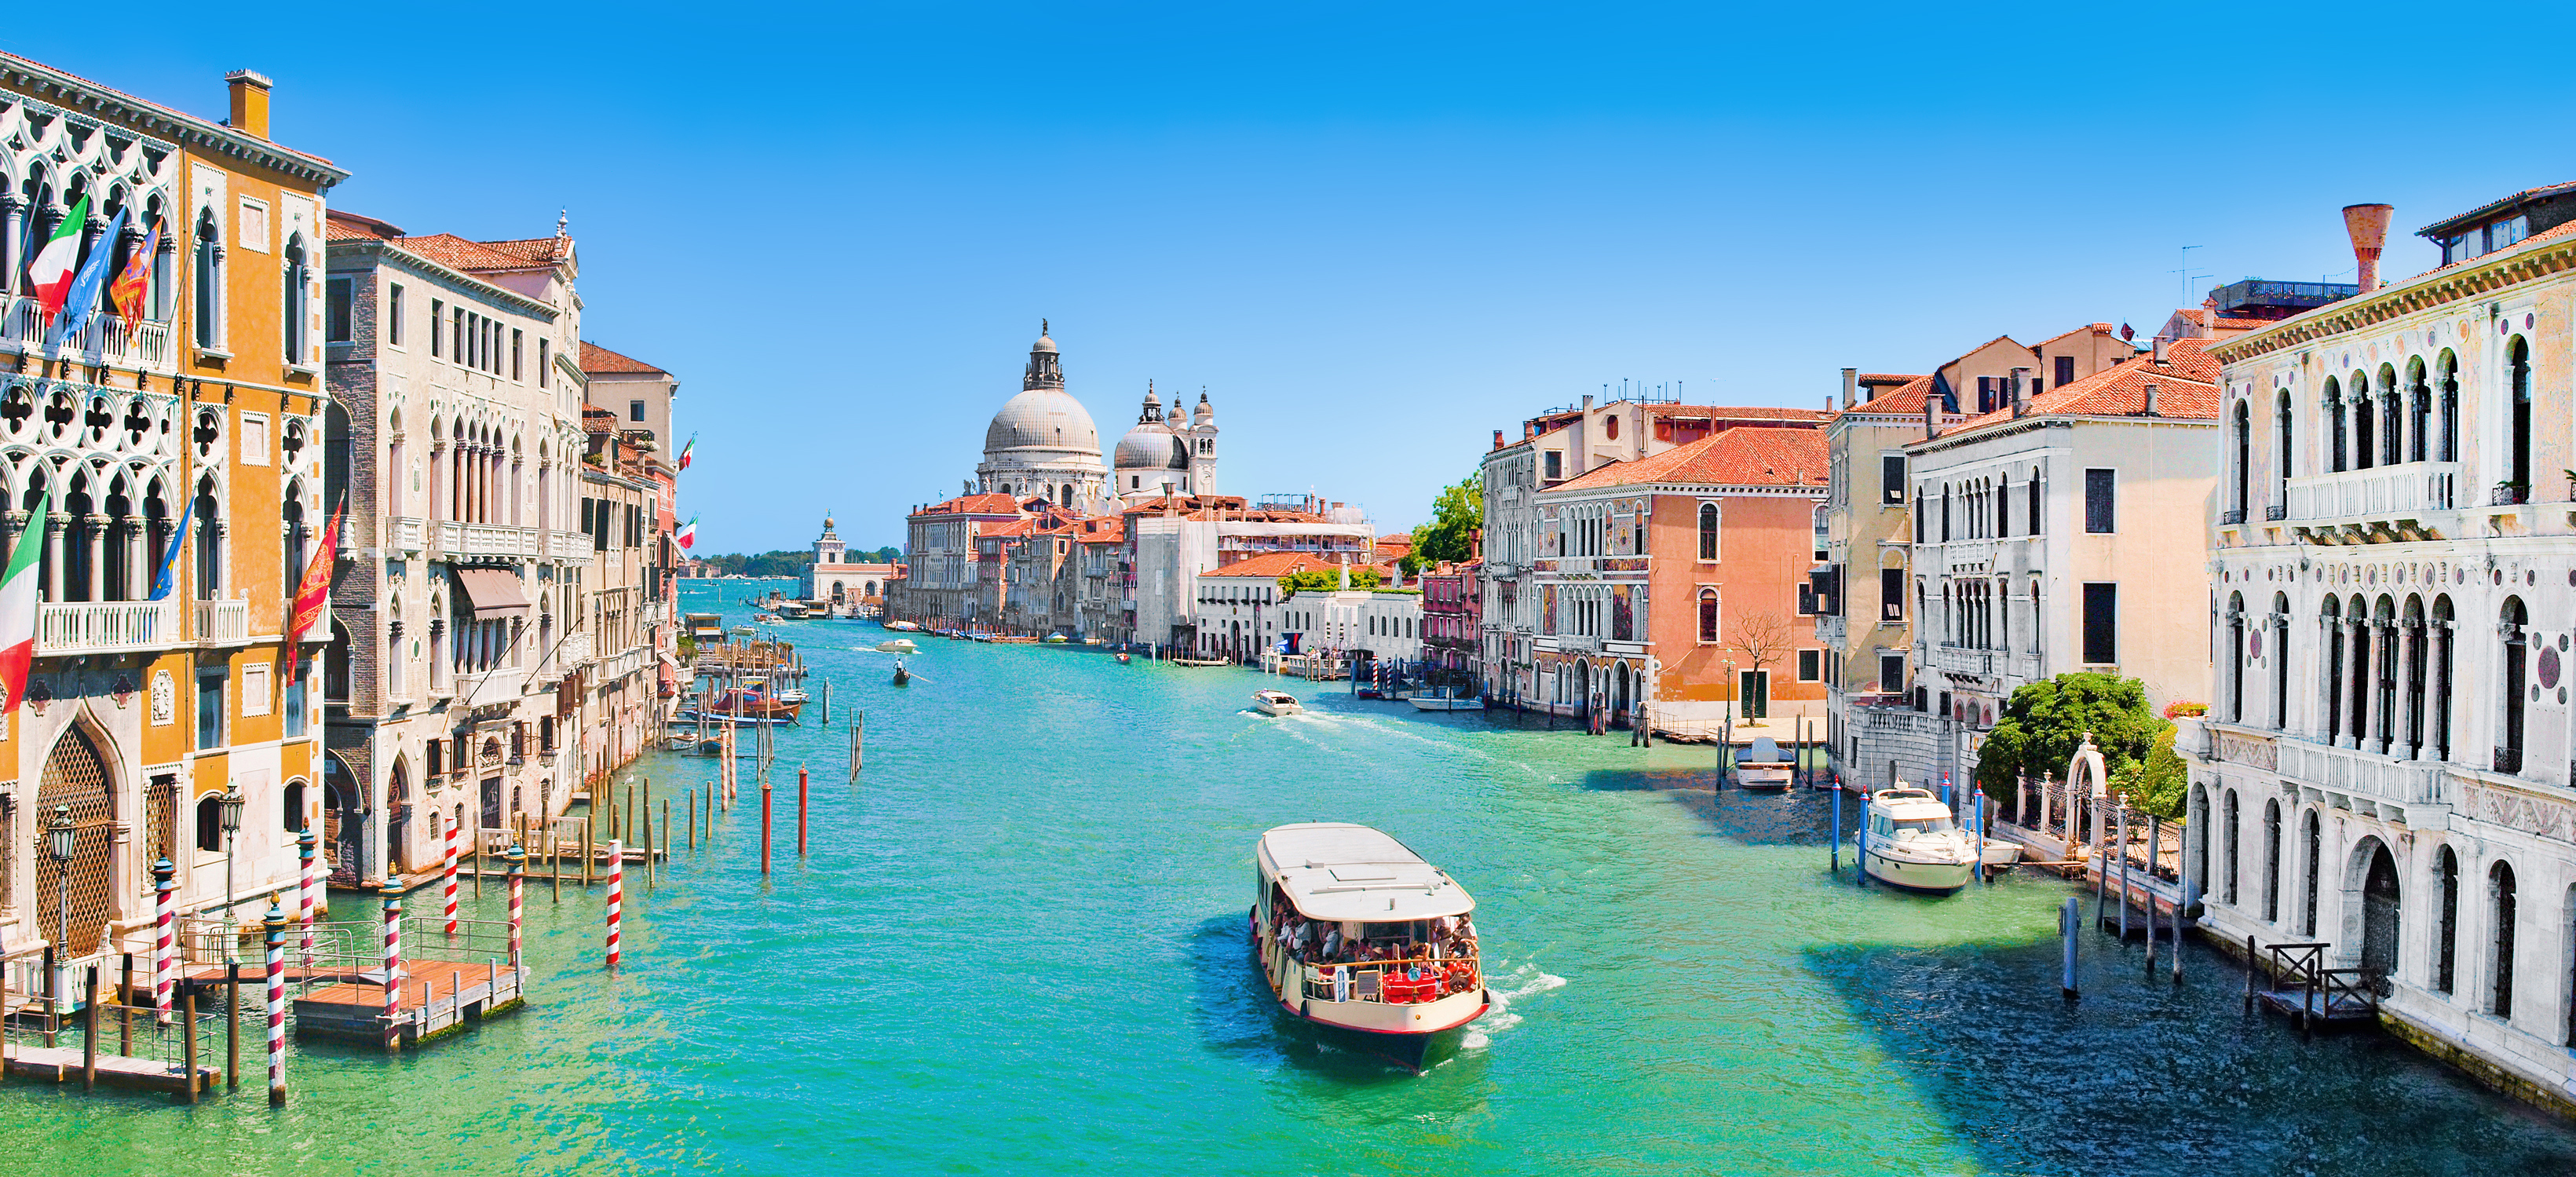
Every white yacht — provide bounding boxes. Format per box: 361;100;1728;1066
1407;689;1484;712
1252;689;1303;716
1859;787;1975;894
1251;824;1489;1071
1735;736;1795;790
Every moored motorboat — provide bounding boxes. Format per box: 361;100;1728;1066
1407;689;1484;712
1045;634;1069;644
884;620;921;632
1859;787;1975;894
1251;823;1488;1072
1251;689;1302;716
695;687;803;725
1735;735;1795;790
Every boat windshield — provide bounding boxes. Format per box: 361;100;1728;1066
1891;816;1956;839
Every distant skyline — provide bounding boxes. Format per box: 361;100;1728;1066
9;3;2571;550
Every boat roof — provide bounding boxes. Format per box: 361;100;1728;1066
1870;789;1953;818
1257;823;1473;922
1255;689;1298;699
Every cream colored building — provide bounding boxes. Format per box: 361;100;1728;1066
2183;186;2576;1117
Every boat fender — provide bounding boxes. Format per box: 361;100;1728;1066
1300;998;1309;1019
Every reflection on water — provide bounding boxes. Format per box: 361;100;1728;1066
10;585;2574;1175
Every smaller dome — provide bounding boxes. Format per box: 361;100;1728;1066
1194;391;1214;427
1032;334;1056;354
1113;422;1190;471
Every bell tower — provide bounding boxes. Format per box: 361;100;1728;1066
1189;389;1219;496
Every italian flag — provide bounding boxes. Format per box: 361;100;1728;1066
678;433;696;471
675;516;698;550
0;490;49;716
28;196;89;321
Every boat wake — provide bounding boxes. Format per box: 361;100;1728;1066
1460;962;1566;1051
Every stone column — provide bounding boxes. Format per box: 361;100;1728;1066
2394;616;2420;761
0;193;24;298
119;517;144;601
83;514;107;602
211;519;229;596
43;512;66;603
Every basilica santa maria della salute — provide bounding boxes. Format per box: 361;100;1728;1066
971;325;1219;511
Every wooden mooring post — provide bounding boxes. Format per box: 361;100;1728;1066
226;961;239;1091
2061;896;2081;1000
798;765;809;857
849;712;864;781
181;989;199;1105
688;788;696;852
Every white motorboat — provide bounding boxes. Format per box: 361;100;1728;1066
1251;823;1489;1072
1406;689;1484;712
883;620;922;632
1735;735;1795;790
1859;787;1975;894
877;638;919;654
1252;689;1303;716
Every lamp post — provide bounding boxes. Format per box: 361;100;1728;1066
46;805;75;1009
220;784;245;960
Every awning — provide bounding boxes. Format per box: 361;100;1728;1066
452;568;531;617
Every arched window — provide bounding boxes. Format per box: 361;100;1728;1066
1697;588;1718;644
194;476;221;599
2324;377;2346;473
2435;846;2459;994
2437;351;2460;462
2026;575;2041;654
1603;415;1618;440
192;208;221;349
283;780;305;832
2227;591;2246;721
2372;594;2397;755
2378;366;2402;467
2274;390;2293;505
2222;790;2241;905
2500;596;2527;772
2507;336;2532;500
195;794;223;852
1697;503;1716;561
2300;809;2322;936
2351;371;2377;471
282;233;309;365
2262;798;2282;923
2026;466;2041;535
2406;360;2428;462
2431;594;2456;761
1940;484;1952;541
2402;594;2427;754
2231;400;2250;519
2491;860;2518;1018
2272;592;2292;729
2320;595;2344;740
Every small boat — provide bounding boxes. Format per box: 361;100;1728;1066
1408;689;1483;712
774;601;810;620
1859;787;1975;894
697;687;803;724
893;661;911;686
1251;823;1489;1073
1735;736;1795;790
1045;634;1069;644
1252;689;1302;716
884;620;921;632
676;708;796;728
753;612;783;624
1114;652;1131;664
877;638;919;654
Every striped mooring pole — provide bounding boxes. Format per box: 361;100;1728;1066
443;810;461;938
297;829;319;970
506;841;525;971
382;884;404;1055
264;896;287;1106
152;855;176;1024
605;839;624;970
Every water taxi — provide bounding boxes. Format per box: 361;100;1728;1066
1859;787;1975;894
1736;736;1795;790
1251;689;1302;716
1251;823;1488;1071
877;638;919;655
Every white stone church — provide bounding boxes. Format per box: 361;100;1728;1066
970;326;1220;511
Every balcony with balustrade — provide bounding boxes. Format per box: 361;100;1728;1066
390;517;426;554
2281;462;2463;539
1931;643;1997;680
36;600;177;656
194;599;250;645
0;298;177;375
2240;722;2451;822
437;521;541;559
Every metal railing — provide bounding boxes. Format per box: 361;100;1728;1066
1292;956;1481;1004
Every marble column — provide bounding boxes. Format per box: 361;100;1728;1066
0;193;24;299
43;513;66;603
82;514;106;602
2394;617;2421;760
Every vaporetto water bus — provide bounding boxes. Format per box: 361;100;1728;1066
1251;823;1489;1070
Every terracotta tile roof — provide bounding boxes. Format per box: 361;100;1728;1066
2030;323;2121;349
2212;316;2271;331
914;492;1026;517
581;342;667;375
1204;551;1337;579
980;519;1037;539
1644;404;1832;423
477;236;573;266
1939;339;2221;437
324;210;403;241
2405;214;2576;284
1548;427;1830;492
1076;516;1125;543
1855;373;1921;386
388;232;540;274
1853;372;1938;415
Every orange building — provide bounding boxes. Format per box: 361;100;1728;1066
1530;427;1829;737
0;58;346;982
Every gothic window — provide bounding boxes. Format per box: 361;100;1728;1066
1697;503;1717;560
2508;336;2532;496
282;233;309;364
2325;377;2345;473
2491;860;2519;1018
192;208;222;349
1697;588;1717;644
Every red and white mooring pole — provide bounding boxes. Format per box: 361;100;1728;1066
264;897;287;1106
382;886;404;1055
442;810;461;938
152;855;176;1024
605;839;623;970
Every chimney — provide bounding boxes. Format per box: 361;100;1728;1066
225;70;272;141
2344;203;2395;294
2011;365;2030;418
2152;336;2169;364
1493;429;1506;451
1840;367;1858;409
1924;399;1939;440
2142;382;2161;417
1582;394;1595;413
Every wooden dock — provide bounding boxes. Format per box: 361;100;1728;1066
3;1045;220;1095
292;957;528;1047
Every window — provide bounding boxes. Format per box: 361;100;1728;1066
196;667;226;750
325;276;353;342
192;210;224;350
1544;451;1562;481
430;298;444;356
2081;583;2117;664
2054;356;2074;387
2083;469;2114;532
240;413;270;466
1603;415;1618;440
512;328;524;380
2490;214;2530;252
283;235;310;363
196;795;224;851
242;662;272;716
630;400;647;422
1796;583;1816;616
238;198;270;253
1878;653;1903;693
2027;469;2041;534
2435;846;2458;994
1797;649;1821;682
283;781;305;832
1880;455;1905;504
389;283;405;346
283;663;307;736
1881;567;1903;621
2491;861;2518;1018
1697;588;1719;643
1697;503;1718;561
537;338;549;387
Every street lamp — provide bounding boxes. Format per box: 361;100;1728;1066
220;783;245;959
46;805;74;1011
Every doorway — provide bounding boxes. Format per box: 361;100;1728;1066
2361;842;2399;992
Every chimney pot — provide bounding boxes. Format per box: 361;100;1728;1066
2344;203;2395;294
225;69;272;141
1493;428;1506;451
1924;399;1939;440
2011;365;2030;417
1582;394;1595;413
2143;382;2161;416
1840;367;1858;410
2152;337;2169;364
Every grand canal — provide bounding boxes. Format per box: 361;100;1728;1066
9;585;2576;1174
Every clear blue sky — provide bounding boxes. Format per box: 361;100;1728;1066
17;4;2574;552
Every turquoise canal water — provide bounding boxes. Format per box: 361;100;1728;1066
12;583;2576;1174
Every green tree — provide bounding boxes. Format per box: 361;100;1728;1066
1973;673;2173;808
1401;472;1483;575
2114;726;2189;819
1279;566;1385;598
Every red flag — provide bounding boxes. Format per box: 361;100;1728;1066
109;219;161;324
283;499;345;695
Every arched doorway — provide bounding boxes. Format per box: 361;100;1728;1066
386;758;413;875
35;726;116;957
2360;840;2399;991
1612;662;1631;728
324;751;366;884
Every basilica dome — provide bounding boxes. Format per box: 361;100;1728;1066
1113;421;1190;471
985;388;1099;455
